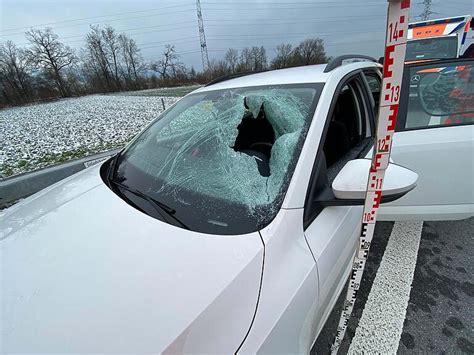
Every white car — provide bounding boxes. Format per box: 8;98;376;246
1;56;472;353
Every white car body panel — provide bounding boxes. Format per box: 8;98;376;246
305;205;362;336
1;166;263;353
238;208;320;353
238;205;362;354
379;124;474;221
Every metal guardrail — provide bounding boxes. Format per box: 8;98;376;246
0;149;120;209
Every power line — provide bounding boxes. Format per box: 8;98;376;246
205;15;385;24
15;14;386;47
204;15;383;22
0;3;195;33
1;2;387;37
138;36;200;48
445;5;473;12
0;8;196;37
14;16;386;46
57;21;196;41
4;6;388;67
204;1;385;5
206;30;385;41
16;23;198;46
439;0;472;5
17;13;386;44
68;24;384;47
138;29;384;49
202;5;385;10
141;43;201;52
61;14;386;40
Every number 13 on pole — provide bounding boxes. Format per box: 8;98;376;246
330;1;411;354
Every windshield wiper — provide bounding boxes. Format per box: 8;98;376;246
107;151;122;186
110;180;189;229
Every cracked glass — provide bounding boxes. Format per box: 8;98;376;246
114;83;323;234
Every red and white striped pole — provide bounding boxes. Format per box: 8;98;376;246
331;1;411;353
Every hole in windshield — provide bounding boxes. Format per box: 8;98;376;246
232;97;276;177
110;83;323;235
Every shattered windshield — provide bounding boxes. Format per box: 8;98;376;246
112;83;323;235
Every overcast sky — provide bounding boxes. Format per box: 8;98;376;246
1;0;472;70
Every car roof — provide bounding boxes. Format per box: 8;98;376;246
194;61;380;93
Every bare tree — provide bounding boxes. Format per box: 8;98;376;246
236;46;267;72
250;46;267;71
189;66;197;80
25;28;76;97
0;41;33;103
1;31;331;106
119;33;143;88
85;25;127;92
224;48;239;74
151;45;184;80
238;47;252;72
207;59;228;79
292;38;327;66
84;25;146;92
84;26;109;91
101;25;122;89
271;43;293;69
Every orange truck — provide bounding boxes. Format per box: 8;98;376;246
406;15;473;61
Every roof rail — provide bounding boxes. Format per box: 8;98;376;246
205;70;268;87
324;55;377;73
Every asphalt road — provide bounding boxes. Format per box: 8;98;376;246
312;217;474;354
399;218;474;354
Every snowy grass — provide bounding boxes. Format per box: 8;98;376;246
0;94;180;178
114;85;202;97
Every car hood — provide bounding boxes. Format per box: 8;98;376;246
0;165;264;353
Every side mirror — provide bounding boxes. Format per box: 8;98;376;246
332;159;417;203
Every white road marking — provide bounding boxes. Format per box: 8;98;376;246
348;221;423;354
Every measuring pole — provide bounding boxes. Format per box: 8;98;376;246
331;1;411;353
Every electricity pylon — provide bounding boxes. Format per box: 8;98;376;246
196;0;210;72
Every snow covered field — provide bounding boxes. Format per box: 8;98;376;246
0;94;179;178
117;85;202;97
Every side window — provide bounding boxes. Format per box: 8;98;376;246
364;73;382;109
401;60;474;129
304;76;374;225
323;80;370;169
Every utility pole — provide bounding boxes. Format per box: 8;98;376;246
196;0;210;72
419;0;435;21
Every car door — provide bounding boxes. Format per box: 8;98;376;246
378;58;474;221
304;71;376;336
